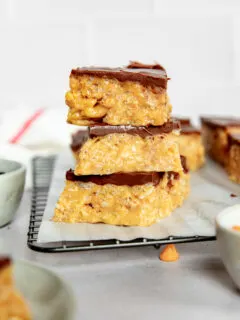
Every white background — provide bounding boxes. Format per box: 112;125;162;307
0;0;240;123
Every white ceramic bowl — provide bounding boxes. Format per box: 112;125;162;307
216;204;240;289
0;159;25;227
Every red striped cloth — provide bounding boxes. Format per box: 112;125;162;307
9;108;45;144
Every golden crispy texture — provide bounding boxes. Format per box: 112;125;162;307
75;133;183;175
175;133;205;171
0;265;13;287
66;75;172;126
227;144;240;184
202;124;240;166
53;172;189;227
0;265;31;320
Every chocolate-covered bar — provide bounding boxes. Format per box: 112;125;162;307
71;120;180;151
71;121;183;175
200;116;240;166
0;256;32;319
66;63;172;126
173;117;205;171
226;133;240;184
53;168;189;227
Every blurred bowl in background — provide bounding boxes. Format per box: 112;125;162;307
0;158;25;227
216;204;240;290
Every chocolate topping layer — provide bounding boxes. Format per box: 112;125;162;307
70;120;180;152
0;257;11;269
173;117;200;135
89;120;180;138
200;116;240;129
127;61;166;72
181;126;201;135
228;133;240;146
173;116;191;127
66;170;165;186
71;120;181;151
180;155;188;173
71;66;167;89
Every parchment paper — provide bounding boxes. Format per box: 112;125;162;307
37;150;240;243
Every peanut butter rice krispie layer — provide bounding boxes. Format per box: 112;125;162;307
174;117;205;171
226;133;240;184
0;257;31;320
53;167;189;227
66;63;171;126
200;116;240;166
72;121;183;175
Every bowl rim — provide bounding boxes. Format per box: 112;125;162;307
0;158;26;179
216;204;240;237
14;259;76;320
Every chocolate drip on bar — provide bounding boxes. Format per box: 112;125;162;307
180;155;188;173
71;66;167;89
66;170;165;186
89;120;180;138
0;257;11;269
71;130;88;151
127;61;166;72
167;172;180;188
200;116;240;129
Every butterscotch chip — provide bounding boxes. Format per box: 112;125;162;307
174;117;205;171
226;133;240;184
53;171;189;227
159;244;179;262
66;66;171;126
200;116;240;166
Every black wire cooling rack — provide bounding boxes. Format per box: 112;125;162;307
27;156;215;252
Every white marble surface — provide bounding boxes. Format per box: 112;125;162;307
1;191;240;319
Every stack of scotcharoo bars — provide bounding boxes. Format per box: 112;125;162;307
53;62;190;226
